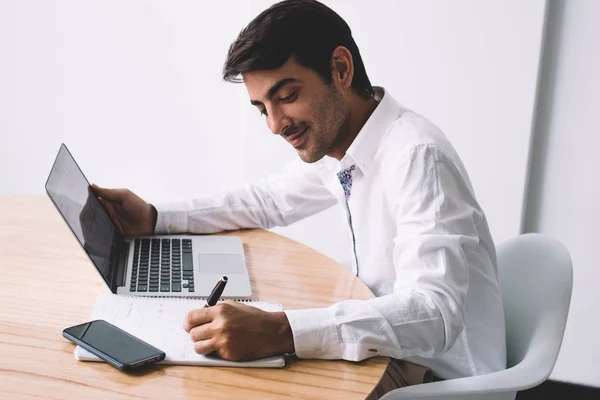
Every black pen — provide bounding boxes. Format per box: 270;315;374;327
204;276;228;307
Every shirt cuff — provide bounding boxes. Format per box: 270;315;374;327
153;201;189;234
284;308;341;359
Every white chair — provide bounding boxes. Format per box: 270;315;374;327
380;233;573;400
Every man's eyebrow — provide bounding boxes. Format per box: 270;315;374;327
250;78;298;106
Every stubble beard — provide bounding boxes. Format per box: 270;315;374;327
299;87;350;163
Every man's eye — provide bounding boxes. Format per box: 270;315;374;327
280;91;297;102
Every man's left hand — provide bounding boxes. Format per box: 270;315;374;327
183;301;295;361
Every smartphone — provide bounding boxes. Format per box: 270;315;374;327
63;319;166;370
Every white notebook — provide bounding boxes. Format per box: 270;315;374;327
74;294;286;368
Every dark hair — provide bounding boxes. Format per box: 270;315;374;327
223;0;374;99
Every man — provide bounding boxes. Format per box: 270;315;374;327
93;0;506;396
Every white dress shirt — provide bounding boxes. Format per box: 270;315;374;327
154;87;506;379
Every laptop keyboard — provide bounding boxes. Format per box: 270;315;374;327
129;238;195;293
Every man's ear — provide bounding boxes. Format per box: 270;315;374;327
330;46;354;90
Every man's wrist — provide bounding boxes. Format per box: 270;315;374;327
273;311;295;355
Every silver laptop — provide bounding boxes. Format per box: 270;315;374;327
45;144;252;298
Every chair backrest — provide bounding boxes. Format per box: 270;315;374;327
497;233;573;376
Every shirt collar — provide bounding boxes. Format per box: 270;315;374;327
316;86;402;177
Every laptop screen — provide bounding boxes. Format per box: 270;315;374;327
45;144;123;289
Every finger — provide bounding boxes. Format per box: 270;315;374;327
90;184;128;203
184;308;213;332
193;338;217;355
189;324;212;342
98;198;125;234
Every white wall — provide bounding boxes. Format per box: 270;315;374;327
523;0;600;387
0;0;250;202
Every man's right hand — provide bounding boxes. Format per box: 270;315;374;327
91;184;157;237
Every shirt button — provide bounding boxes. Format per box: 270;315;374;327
316;347;323;356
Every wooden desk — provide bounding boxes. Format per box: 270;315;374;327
0;196;388;399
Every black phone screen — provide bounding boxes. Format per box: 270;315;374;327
64;320;165;367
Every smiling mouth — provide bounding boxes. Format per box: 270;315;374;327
286;126;308;148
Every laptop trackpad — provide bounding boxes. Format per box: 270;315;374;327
197;254;245;275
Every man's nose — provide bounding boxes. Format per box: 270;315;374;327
267;111;291;136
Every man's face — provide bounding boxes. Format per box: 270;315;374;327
243;57;350;163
